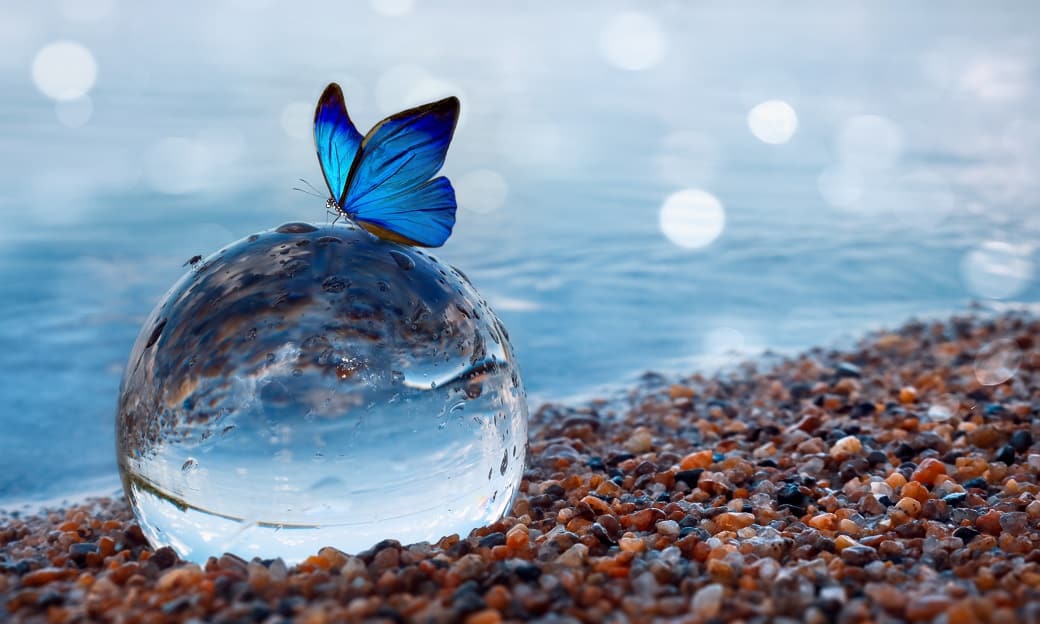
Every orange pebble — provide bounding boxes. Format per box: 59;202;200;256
464;609;502;624
901;480;930;502
715;512;755;531
680;450;714;470
302;554;332;570
911;458;946;486
899;386;918;404
491;545;510;560
580;495;612;515
98;536;116;558
484;585;510;611
506;526;529;549
885;472;907;491
808;513;838;531
895;497;922;517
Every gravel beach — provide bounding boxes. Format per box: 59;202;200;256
3;313;1040;623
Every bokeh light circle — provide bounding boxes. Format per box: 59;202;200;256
960;241;1033;300
455;170;509;214
599;11;666;71
747;100;798;144
32;41;98;101
659;189;726;250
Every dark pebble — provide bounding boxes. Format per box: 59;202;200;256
586;456;606;471
151;546;179;570
452;582;486;614
757;458;779;468
277;597;304;616
1010;430;1033;452
68;542;98;566
591;523;613;544
953;526;981;543
835;362;862;378
250;602;272;622
790;382;812;400
544;484;565;498
606;453;635;465
777;482;809;514
942;492;968;507
894;443;915;461
675;469;704;487
852;401;876;418
2;560;31;574
984;403;1007;416
37;591;64;608
995;444;1016;465
866;450;888;466
512;562;541;582
963;477;988;490
478;532;507;548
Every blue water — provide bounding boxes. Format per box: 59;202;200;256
1;1;1038;504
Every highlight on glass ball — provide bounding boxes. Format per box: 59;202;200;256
116;83;528;564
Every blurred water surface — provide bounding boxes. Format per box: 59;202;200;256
1;1;1039;503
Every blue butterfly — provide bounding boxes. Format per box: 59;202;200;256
313;82;460;247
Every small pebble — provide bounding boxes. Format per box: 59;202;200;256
655;520;680;537
830;435;863;457
690;583;724;619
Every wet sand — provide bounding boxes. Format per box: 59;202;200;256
3;313;1040;622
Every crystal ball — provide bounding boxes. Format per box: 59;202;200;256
116;222;527;564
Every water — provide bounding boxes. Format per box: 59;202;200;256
117;223;526;562
1;2;1039;505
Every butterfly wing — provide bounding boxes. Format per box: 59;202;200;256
313;83;363;202
348;177;457;247
342;97;460;247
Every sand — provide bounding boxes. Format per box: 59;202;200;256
3;313;1039;622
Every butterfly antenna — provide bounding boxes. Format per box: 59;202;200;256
292;185;323;198
298;178;325;196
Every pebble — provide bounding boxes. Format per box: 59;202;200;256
910;458;946;485
655;520;680;537
555;544;588;567
840;545;879;566
715;512;755;531
690;583;724;619
830;435;863;457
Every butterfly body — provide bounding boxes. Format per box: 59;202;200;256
313;83;460;247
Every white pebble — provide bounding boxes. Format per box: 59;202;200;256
691;583;724;618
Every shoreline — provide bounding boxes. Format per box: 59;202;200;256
3;312;1040;621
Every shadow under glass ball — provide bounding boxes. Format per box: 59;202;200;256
116;222;527;564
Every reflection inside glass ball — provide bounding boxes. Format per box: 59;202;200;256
116;222;527;564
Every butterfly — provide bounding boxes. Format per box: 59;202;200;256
313;82;460;247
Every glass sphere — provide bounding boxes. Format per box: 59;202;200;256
116;222;527;564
